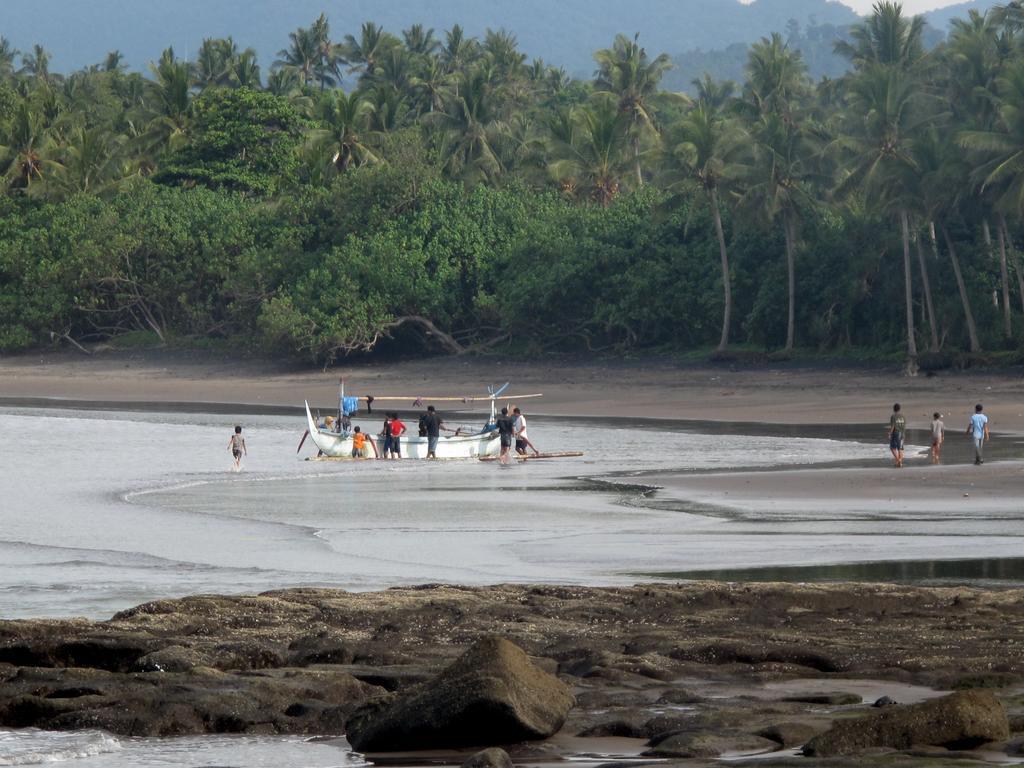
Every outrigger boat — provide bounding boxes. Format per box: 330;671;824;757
302;381;542;459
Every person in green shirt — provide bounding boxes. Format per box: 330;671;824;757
889;403;907;468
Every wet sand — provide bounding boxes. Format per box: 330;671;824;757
648;460;1024;514
2;349;1024;430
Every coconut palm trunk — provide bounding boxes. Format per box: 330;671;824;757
998;224;1013;338
983;218;1012;339
999;215;1024;315
899;210;918;363
632;134;643;187
938;222;980;353
783;211;797;353
913;230;939;353
710;186;732;352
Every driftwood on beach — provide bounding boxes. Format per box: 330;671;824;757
1;582;1023;762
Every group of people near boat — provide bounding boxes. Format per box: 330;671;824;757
888;402;990;468
336;403;538;460
495;406;540;461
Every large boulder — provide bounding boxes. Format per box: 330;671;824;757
803;690;1009;757
346;636;574;752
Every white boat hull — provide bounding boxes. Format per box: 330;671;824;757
304;401;501;459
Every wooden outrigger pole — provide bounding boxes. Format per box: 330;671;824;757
360;394;544;402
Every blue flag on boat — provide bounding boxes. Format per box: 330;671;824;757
342;396;360;416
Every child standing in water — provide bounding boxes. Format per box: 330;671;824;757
228;425;247;471
930;412;945;464
351;426;367;458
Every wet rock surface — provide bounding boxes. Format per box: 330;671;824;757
461;746;513;768
346;636;574;751
804;690;1010;756
0;581;1022;764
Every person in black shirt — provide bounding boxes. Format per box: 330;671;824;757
422;405;443;458
495;407;516;463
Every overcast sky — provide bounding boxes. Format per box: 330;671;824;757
738;0;970;13
834;0;966;12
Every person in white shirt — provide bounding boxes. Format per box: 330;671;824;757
513;407;540;456
966;403;990;465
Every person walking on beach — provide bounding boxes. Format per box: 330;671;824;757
889;403;906;468
496;407;516;464
422;405;444;459
388;412;406;458
228;425;247;471
513;407;539;456
967;403;990;465
930;412;945;464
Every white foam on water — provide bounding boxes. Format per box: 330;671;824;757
0;729;121;765
0;731;365;767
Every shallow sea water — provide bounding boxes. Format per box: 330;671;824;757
0;404;1006;766
0;405;886;621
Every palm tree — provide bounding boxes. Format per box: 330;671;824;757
483;29;527;82
0;37;18;78
368;47;417;102
194;38;236;89
946;10;1016;339
411;58;450;113
310;13;342;90
47;126;128;198
594;33;672;186
661;99;745;351
834;0;926;70
0;100;57;190
430;67;505;184
547;96;634;206
740;34;814;351
834;62;931;365
343;23;399;80
102;50;125;73
743;33;810;121
958;55;1024;338
739;113;821;352
403;24;440;57
440;25;480;94
267;67;302;97
231;49;262;89
19;44;53;85
367;86;411;134
275;24;319;87
692;74;737;111
141;48;193;156
309;90;379;173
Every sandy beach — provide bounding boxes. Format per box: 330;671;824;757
2;348;1023;429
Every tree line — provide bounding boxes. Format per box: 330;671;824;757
2;2;1024;368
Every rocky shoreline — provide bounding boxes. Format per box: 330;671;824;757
2;582;1024;765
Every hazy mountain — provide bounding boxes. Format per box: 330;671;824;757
665;1;992;93
0;0;862;77
923;0;1001;32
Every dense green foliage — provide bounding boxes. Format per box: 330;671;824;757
2;2;1024;368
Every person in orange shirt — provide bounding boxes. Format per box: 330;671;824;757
350;427;378;459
